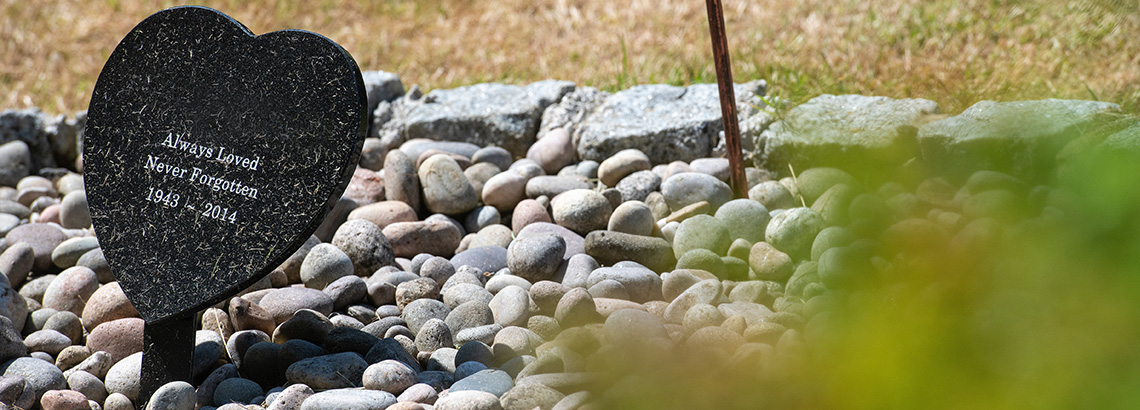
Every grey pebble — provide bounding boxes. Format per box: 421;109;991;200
285;352;368;390
299;388;396;410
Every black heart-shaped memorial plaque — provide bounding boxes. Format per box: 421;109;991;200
84;5;365;400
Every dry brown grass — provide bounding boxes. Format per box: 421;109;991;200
2;0;1139;115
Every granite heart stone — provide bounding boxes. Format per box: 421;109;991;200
84;6;366;324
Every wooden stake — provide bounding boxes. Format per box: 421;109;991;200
704;0;748;198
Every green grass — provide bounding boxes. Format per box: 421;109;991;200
2;0;1138;114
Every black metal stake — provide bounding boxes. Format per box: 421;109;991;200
705;0;748;199
139;314;196;406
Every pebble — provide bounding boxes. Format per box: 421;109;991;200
228;298;276;336
482;172;529;212
332;219;396;276
384;220;464;258
554;288;599;328
411;257;452;288
384;150;422;212
50;237;98;269
515;223;585;260
418;155;478;215
464;206;502;233
58;191;91;229
749;242;794;282
456;340;496;367
299;243;354;290
615;170;662;203
285;352;368;390
454;325;502;348
63;351;112;381
683;303;726;332
66;369;106;404
435;390;503;410
362;359;418;394
675;249;724;277
55;345;90;371
465;163;502;203
24;329;70;356
528;128;576;174
472;146;513;171
525;176;591;200
796;168;858;204
0;141;31;187
817;245;877;289
43;310;82;343
195;364;238;408
660;172;733;212
397;382;438;404
104;352;142;402
347;201;419;230
604;308;669;346
503;383;567;410
299;389;396;410
323;275;367;310
451;368;514;397
586;267;662;303
0;242;34;288
280;339;328;369
266;383;312;410
214;377;264;406
415;318;454;353
193;330;225;377
597;149;651;187
0;375;32;409
273;309;334;345
443;283;495;311
506;234;565;282
258;288;334;324
104;393;134;410
493;326;545;359
358;137;386;171
41;266;98;315
550;189;612;236
3;356;65;406
714;199;771;244
748;180;796;210
277;235;320;284
510;199;551;235
607;201;654;236
685;326;745;359
489;285;530;328
445;300;495;335
664;279;722;324
765;207;825;258
428;347;458;371
672;214;731;257
81;282;138;330
39;389;89;410
559;254;597;290
527;281;567;316
144;381;195;410
86;317;144;364
553;391;591;410
587;280;628;300
402;298;452;336
583;231;675;273
467;225;514;250
365;338;422;372
345;167;385;205
690;158;730;181
395;277;440;309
